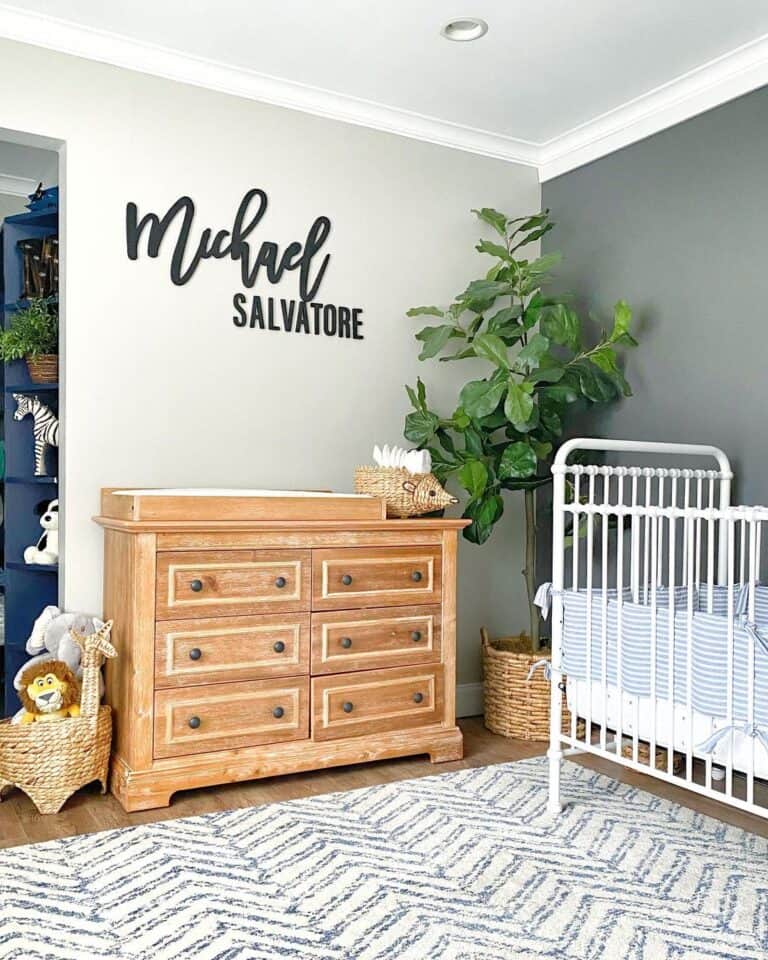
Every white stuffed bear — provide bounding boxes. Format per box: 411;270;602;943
24;498;58;565
12;605;105;703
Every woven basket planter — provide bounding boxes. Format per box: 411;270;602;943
26;354;58;383
481;628;578;741
0;622;116;814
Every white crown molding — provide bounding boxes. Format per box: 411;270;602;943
539;32;768;182
0;171;35;197
0;4;539;168
0;4;767;180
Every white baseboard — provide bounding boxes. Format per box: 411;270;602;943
456;682;483;719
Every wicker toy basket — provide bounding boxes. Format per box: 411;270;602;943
481;628;580;741
621;739;684;774
0;621;116;814
354;464;457;518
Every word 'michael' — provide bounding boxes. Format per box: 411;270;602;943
125;188;364;340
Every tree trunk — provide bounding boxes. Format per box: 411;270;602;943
523;487;540;653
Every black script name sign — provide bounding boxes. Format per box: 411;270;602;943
125;188;364;340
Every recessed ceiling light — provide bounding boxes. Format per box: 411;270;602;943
441;17;488;42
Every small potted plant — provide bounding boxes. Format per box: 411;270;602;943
0;297;58;383
403;208;639;739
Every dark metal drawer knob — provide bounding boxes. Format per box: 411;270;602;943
273;640;285;653
411;571;423;582
342;701;354;713
341;574;353;586
411;631;422;642
189;579;203;592
340;637;353;649
272;706;285;719
412;692;424;704
275;576;287;588
188;715;201;729
188;647;202;661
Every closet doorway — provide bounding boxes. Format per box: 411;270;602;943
0;134;61;714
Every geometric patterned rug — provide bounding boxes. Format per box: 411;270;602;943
1;757;766;960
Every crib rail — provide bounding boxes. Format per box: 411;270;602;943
547;438;768;823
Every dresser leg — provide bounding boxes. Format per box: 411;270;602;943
428;727;464;763
110;757;173;813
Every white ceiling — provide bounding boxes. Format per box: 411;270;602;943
1;0;768;178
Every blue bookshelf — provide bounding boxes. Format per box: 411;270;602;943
0;191;59;713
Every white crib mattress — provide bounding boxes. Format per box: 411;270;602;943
567;678;768;779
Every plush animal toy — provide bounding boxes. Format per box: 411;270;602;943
18;659;80;724
24;498;59;565
12;607;105;708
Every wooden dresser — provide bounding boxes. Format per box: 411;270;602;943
96;490;468;812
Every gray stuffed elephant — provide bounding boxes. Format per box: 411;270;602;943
12;605;106;701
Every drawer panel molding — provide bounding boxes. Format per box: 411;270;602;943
312;546;442;610
155;614;310;687
154;677;309;759
156;549;311;619
312;665;444;741
311;605;441;674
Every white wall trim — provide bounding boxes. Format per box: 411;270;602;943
0;171;35;196
0;4;539;168
456;682;483;719
0;5;766;183
539;33;768;181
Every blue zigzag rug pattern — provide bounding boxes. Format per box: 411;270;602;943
1;757;767;960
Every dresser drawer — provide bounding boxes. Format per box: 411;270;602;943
156;550;310;619
312;546;441;610
310;605;441;675
311;665;443;741
155;614;309;688
154;677;309;759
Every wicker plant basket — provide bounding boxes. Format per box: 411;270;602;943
26;354;58;383
481;628;578;740
0;621;116;814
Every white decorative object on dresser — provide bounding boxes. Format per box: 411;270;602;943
95;488;468;812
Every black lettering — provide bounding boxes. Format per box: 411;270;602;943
352;308;364;340
250;295;264;329
338;306;351;338
295;301;310;333
267;297;279;331
281;298;296;332
300;217;331;301
322;304;337;336
232;292;247;327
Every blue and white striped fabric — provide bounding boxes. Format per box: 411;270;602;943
558;586;768;725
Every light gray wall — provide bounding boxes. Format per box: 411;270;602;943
0;140;57;185
0;192;25;222
542;85;768;507
0;38;540;692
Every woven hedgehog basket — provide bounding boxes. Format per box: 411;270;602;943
0;621;116;814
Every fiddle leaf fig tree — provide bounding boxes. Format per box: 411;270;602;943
403;208;638;651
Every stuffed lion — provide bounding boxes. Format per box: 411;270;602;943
18;660;81;724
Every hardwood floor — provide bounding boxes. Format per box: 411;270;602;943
1;717;766;849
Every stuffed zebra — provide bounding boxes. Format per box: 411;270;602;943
13;394;59;477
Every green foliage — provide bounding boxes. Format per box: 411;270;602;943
0;298;58;360
403;208;638;553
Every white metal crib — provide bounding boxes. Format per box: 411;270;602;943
546;438;768;821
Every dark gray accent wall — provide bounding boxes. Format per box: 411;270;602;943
542;86;768;504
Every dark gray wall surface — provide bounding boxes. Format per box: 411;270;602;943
542;86;768;505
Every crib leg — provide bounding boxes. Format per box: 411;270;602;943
547;747;563;815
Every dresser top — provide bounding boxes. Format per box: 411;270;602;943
96;487;469;530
